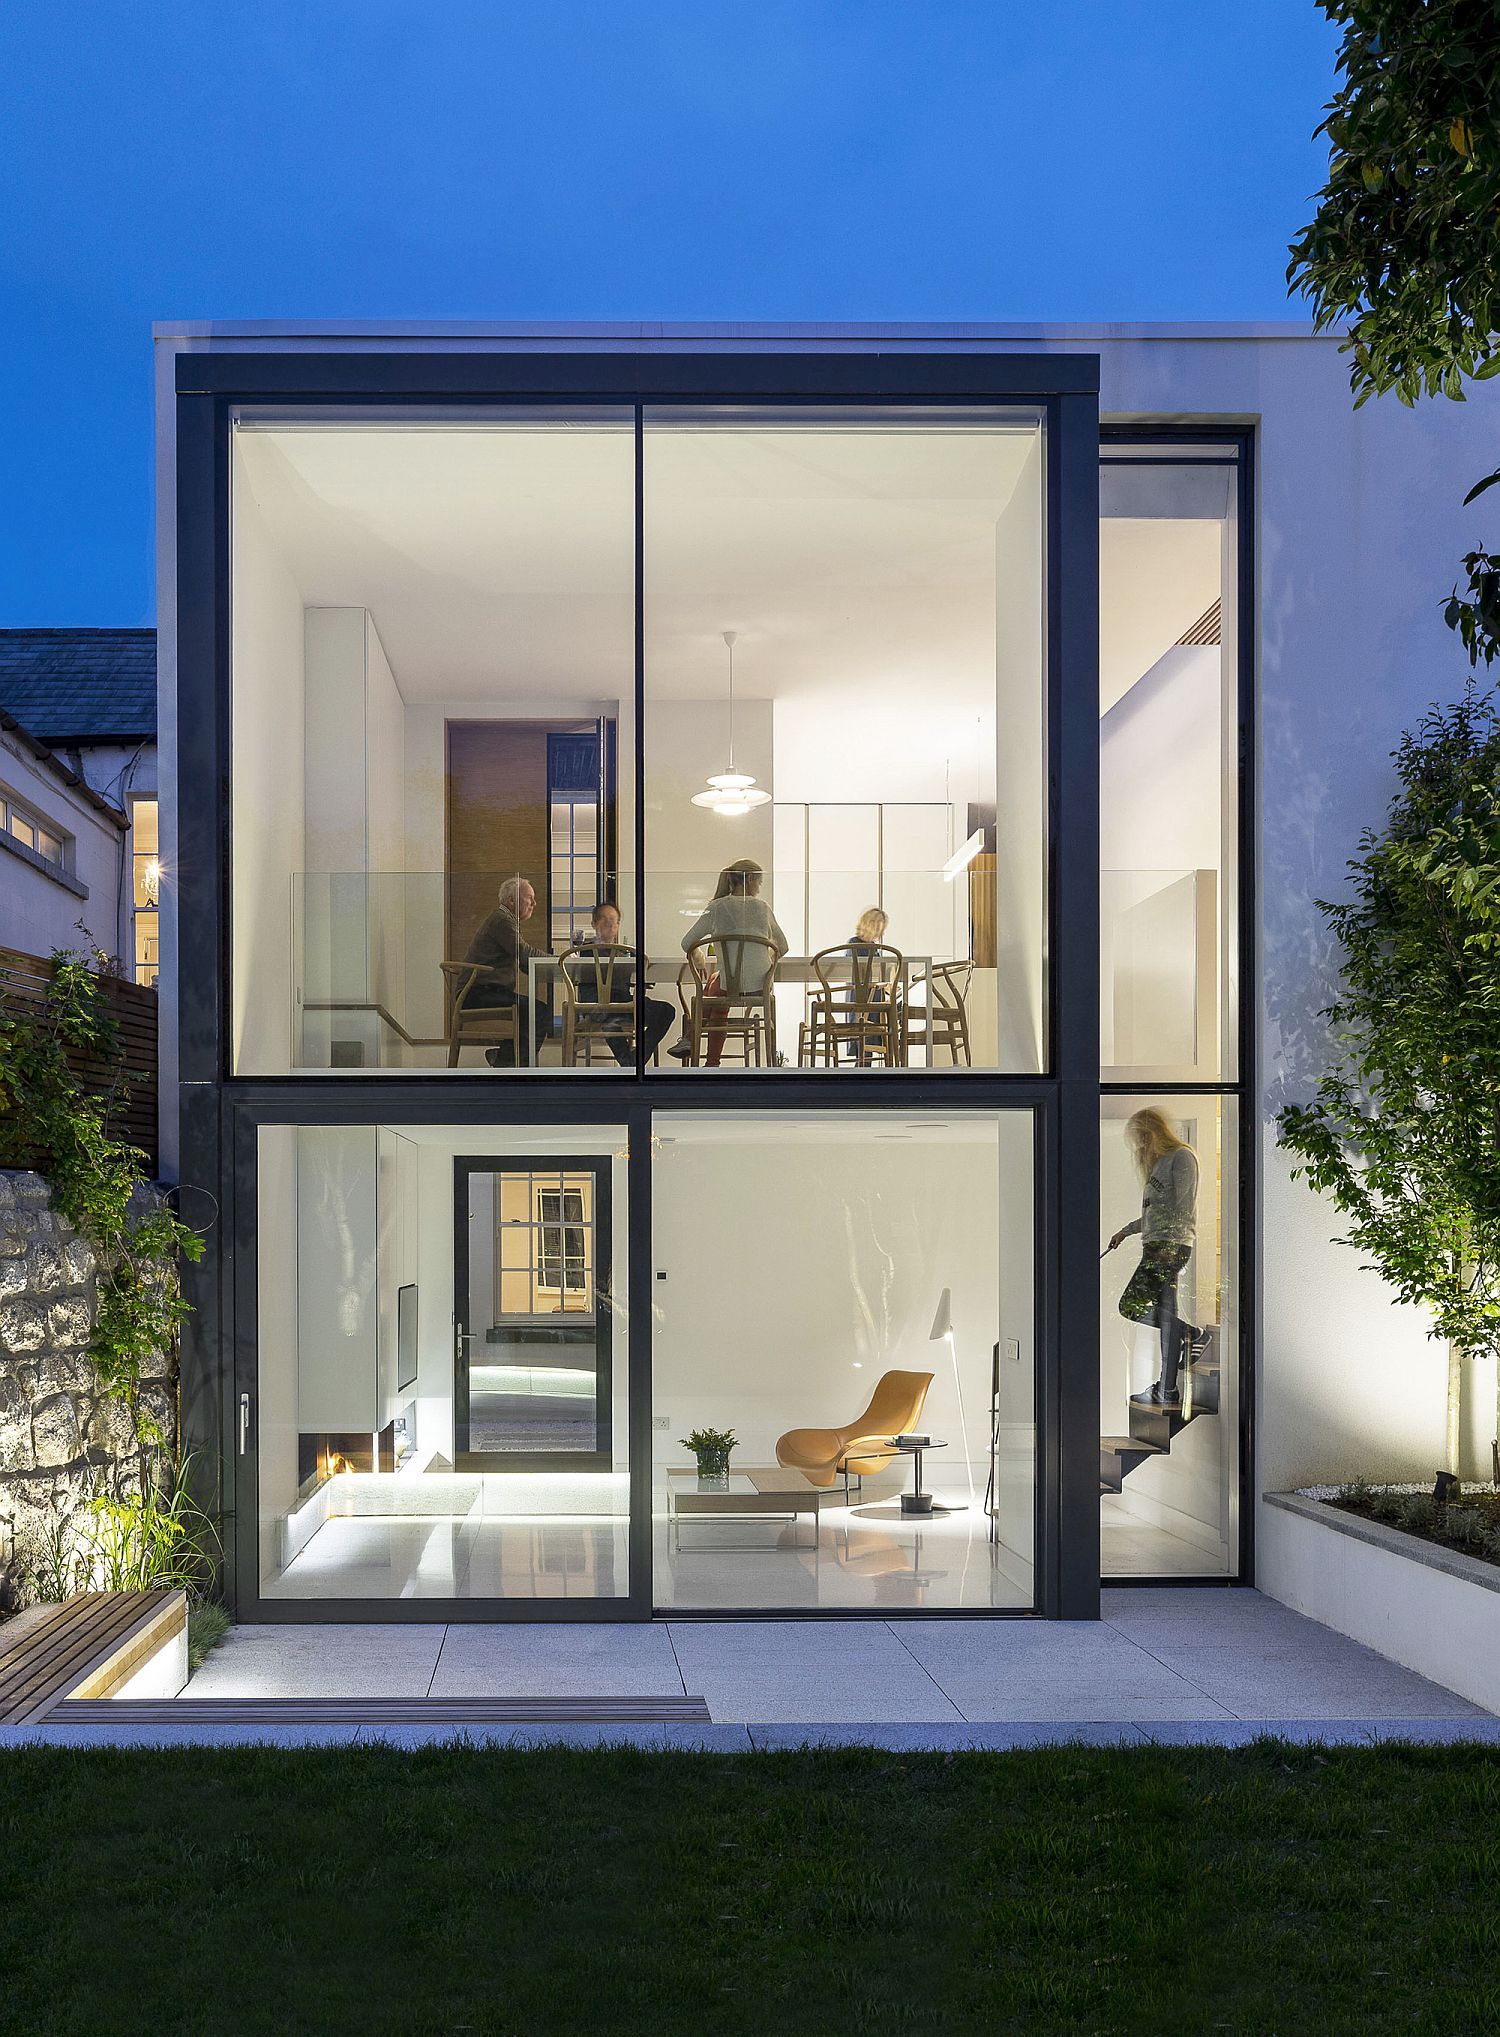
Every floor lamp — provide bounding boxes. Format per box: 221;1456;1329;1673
929;1288;976;1509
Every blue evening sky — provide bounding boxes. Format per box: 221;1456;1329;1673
2;2;1338;624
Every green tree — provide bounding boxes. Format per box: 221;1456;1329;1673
1288;0;1500;660
1278;684;1500;1472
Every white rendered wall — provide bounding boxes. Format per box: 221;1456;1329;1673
0;733;127;961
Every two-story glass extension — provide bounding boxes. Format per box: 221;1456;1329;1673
163;335;1250;1621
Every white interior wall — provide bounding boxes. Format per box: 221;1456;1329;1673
365;618;406;1037
256;1126;300;1584
649;1123;1034;1544
1100;644;1222;1071
644;697;774;956
991;429;1046;1073
230;458;306;1074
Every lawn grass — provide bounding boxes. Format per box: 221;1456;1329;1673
1;1741;1497;2035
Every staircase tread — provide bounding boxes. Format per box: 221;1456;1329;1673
1099;1435;1166;1454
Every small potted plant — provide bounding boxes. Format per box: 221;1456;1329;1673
680;1426;737;1487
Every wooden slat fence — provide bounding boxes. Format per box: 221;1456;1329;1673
0;945;158;1174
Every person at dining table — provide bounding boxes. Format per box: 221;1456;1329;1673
462;875;554;1067
839;904;897;1062
675;858;788;1065
572;899;676;1066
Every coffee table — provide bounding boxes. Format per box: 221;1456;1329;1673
665;1468;826;1550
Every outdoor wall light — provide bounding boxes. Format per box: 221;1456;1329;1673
692;630;770;818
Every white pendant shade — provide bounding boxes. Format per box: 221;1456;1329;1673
693;630;769;817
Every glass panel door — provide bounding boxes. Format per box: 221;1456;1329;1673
455;1160;614;1470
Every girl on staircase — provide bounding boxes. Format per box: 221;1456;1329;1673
1105;1107;1204;1409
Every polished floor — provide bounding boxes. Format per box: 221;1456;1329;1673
262;1468;1216;1606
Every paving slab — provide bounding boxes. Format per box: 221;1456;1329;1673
1103;1589;1486;1720
891;1616;1236;1721
427;1622;685;1699
667;1619;962;1723
186;1622;444;1699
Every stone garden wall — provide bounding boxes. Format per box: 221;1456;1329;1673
0;1168;175;1588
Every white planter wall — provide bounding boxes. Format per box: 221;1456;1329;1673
1261;1494;1500;1713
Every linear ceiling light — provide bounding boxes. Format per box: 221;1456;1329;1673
941;829;985;882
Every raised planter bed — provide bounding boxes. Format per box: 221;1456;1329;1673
1262;1492;1500;1712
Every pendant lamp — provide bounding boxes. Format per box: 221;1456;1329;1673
692;630;770;817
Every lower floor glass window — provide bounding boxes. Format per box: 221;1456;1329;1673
255;1123;630;1602
1099;1093;1239;1577
650;1109;1035;1611
249;1107;1038;1610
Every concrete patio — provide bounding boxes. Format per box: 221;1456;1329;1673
3;1588;1498;1748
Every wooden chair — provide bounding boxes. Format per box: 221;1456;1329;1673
799;942;905;1067
559;942;636;1067
775;1369;935;1493
679;933;779;1066
904;959;973;1067
440;961;521;1068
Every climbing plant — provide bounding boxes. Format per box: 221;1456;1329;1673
0;948;202;1433
1277;682;1500;1470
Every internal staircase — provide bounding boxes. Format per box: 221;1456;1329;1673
1100;1326;1220;1494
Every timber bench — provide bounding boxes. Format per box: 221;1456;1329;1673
0;1590;187;1723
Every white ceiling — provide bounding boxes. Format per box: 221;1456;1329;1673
234;424;1220;715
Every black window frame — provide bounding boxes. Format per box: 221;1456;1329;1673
1098;425;1257;1589
176;346;1108;1624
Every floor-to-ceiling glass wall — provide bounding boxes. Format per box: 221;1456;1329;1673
641;408;1047;1075
253;1122;631;1602
1098;441;1243;1576
210;361;1113;1619
650;1110;1036;1609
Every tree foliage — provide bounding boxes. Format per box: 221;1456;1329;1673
1278;683;1500;1360
1289;0;1500;403
0;950;202;1428
1289;1;1500;661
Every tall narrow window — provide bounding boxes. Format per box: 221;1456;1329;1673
130;796;160;987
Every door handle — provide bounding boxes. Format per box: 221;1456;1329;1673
238;1391;251;1456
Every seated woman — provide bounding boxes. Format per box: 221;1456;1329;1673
675;859;789;1065
573;900;675;1066
837;905;898;1063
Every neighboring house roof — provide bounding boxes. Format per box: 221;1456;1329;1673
0;704;128;828
0;629;156;746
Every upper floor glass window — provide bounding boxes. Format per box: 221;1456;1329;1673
1100;448;1239;1083
227;403;1047;1076
643;408;1047;1076
229;408;635;1074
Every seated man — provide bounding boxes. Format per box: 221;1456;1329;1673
573;899;675;1066
463;876;554;1067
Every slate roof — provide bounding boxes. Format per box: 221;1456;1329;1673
0;629;156;746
